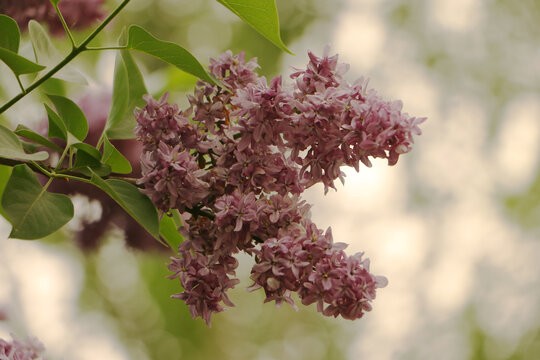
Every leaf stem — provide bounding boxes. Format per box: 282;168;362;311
85;46;128;51
30;160;53;177
15;75;25;94
53;173;93;184
1;157;138;185
54;4;76;48
96;134;105;150
0;0;132;115
55;145;70;171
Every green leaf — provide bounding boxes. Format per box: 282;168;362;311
72;142;101;159
14;124;63;152
44;103;67;141
28;20;86;84
159;210;183;250
102;137;132;174
106;52;129;138
105;36;147;139
0;124;49;161
0;15;20;53
126;25;217;86
89;173;161;242
47;94;88;141
0;47;46;76
20;140;41;154
0;165;13;219
216;0;291;54
50;0;61;5
71;143;111;176
2;164;74;239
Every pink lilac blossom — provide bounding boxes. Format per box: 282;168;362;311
138;142;209;212
135;49;425;325
0;334;46;360
168;249;239;326
0;0;105;36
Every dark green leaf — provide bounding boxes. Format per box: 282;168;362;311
126;25;217;86
0;124;49;161
106;52;129;138
216;0;291;54
105;38;147;139
20;140;42;153
72;143;111;176
159;210;183;250
47;94;88;141
102;137;132;174
0;15;20;53
0;47;46;76
28;20;86;84
72;142;101;159
44;103;67;141
15;124;63;152
2;164;73;239
89;173;161;242
0;165;13;219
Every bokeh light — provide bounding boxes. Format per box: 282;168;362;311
1;0;539;358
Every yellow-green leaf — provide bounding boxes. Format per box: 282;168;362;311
216;0;291;54
126;25;218;86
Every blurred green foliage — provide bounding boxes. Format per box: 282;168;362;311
467;310;540;360
78;238;351;360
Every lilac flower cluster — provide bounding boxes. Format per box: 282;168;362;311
0;334;46;360
1;0;105;35
135;49;425;325
248;222;388;319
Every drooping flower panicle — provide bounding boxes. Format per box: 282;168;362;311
135;49;425;326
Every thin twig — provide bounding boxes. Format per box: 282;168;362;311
54;4;76;48
0;157;139;185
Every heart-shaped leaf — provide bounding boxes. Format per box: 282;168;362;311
47;94;88;141
106;32;148;140
44;103;67;141
2;164;74;239
15;124;63;152
89;172;161;242
0;165;12;219
0;15;20;53
216;0;291;54
0;47;46;76
28;21;87;84
71;143;111;176
126;25;218;86
0;124;49;161
102;137;132;174
159;210;184;250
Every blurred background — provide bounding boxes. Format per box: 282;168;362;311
1;0;540;358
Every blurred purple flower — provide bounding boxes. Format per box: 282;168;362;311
0;0;105;35
0;334;46;360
